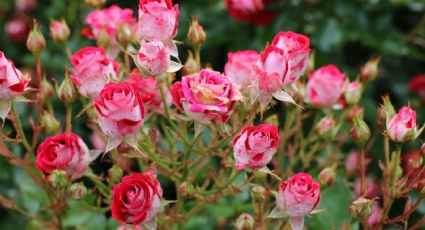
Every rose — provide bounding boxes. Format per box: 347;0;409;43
232;124;279;170
224;50;259;90
36;132;95;180
225;0;277;25
70;47;119;98
138;0;179;41
306;64;346;107
386;106;418;143
49;19;70;43
130;69;171;114
367;204;382;228
171;69;242;124
0;51;29;100
137;40;170;75
271;31;310;83
409;74;425;104
112;170;163;226
82;5;135;46
94;82;145;150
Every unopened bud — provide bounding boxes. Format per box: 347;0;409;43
108;165;123;183
49;19;70;43
376;106;386;132
187;17;206;47
319;166;336;186
315;117;338;139
41;78;54;99
235;213;254;230
26;20;45;56
380;95;395;120
182;51;198;75
344;81;363;105
361;56;381;82
48;170;69;189
41;111;60;135
178;181;194;197
346;105;364;122
117;23;134;46
85;0;106;8
351;117;370;146
349;198;373;219
68;183;87;200
250;185;267;202
57;74;78;103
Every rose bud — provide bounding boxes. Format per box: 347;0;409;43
315;117;339;140
130;70;172;114
224;50;259;91
235;213;254;230
85;0;106;8
386;106;422;143
409;74;425;104
182;51;198;75
318;166;336;186
271;173;320;230
172;69;242;124
94;82;145;152
48;169;69;190
49;19;70;43
68;183;87;200
346;105;364;122
345;150;371;175
57;74;78;103
225;0;277;25
41;78;54;99
70;47;119;98
351;117;371;146
112;170;163;226
306;64;347;107
232;124;279;170
367;204;382;228
138;0;179;41
250;185;268;202
349;197;373;219
41;111;60;135
5;16;31;43
344;81;362;106
36;132;98;180
117;23;135;46
26;20;46;56
187;17;206;46
360;56;381;82
355;177;381;199
178;181;194;198
137;40;170;76
376;106;387;132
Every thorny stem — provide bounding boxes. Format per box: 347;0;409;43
32;55;43;148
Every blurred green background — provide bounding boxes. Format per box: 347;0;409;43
0;0;424;229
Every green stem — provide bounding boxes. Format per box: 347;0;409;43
202;170;241;195
11;103;32;154
63;41;72;59
391;144;402;197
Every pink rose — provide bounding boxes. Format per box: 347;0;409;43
171;69;242;124
137;40;170;75
306;64;346;107
225;0;277;25
275;173;320;230
224;50;259;90
112;170;162;226
83;5;135;45
138;0;179;41
70;47;119;98
387;106;418;143
367;204;382;228
0;51;29;100
271;31;310;83
130;69;171;114
232;124;279;170
94;82;145;150
36;132;96;180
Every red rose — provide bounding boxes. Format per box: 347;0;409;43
409;74;425;104
225;0;277;25
112;170;163;226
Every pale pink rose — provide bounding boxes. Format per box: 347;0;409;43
367;204;382;228
355;177;381;199
171;69;242;124
130;69;171;114
137;40;170;75
271;31;310;83
232;124;279;170
224;50;259;90
83;5;136;45
36;132;96;180
94;82;145;140
306;64;346;107
387;106;417;143
70;47;119;98
0;51;29;100
138;0;179;41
